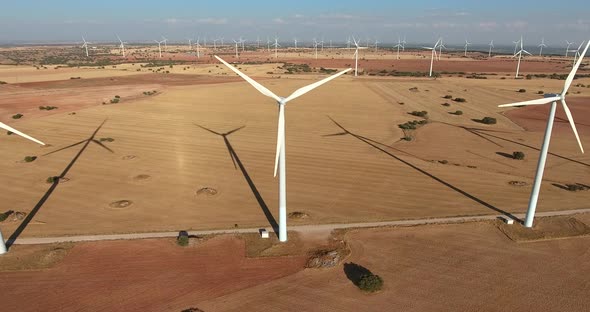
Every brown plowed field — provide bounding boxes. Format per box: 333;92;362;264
0;236;306;312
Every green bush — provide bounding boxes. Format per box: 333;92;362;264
46;176;59;183
518;89;526;93
451;110;463;115
24;156;37;162
110;98;120;104
99;137;114;142
537;91;544;94
0;81;7;84
443;95;453;99
177;235;189;246
0;210;13;222
358;274;384;292
481;117;497;124
12;113;23;119
442;103;451;107
409;111;428;117
453;97;466;102
513;151;525;160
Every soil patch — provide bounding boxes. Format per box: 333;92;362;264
240;232;305;258
288;211;309;219
132;174;151;182
196;187;218;196
108;200;133;209
121;155;137;160
497;216;590;242
0;243;73;272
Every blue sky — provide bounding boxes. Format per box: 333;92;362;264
0;0;588;45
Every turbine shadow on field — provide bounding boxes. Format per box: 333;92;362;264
195;124;279;236
6;120;112;248
325;116;519;221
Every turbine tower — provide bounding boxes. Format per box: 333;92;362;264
232;39;239;58
514;36;532;78
538;38;547;57
393;37;403;60
161;36;168;51
0;123;45;254
513;39;520;55
293;38;298;48
195;37;201;58
571;41;586;65
214;55;351;242
565;40;574;57
498;40;589;228
154;39;165;58
488;40;494;58
273;37;280;59
437;37;446;60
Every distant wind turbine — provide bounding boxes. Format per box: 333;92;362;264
214;55;351;242
565;40;574;57
514;36;532;78
488;40;494;58
352;37;368;77
463;40;471;57
538;38;547;57
161;36;168;51
437;38;446;60
498;40;589;228
293;38;298;48
116;35;126;57
274;37;280;58
394;37;403;60
232;39;239;58
571;41;586;65
154;39;165;58
81;36;90;57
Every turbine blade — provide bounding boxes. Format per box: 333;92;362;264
0;122;45;145
563;40;590;94
273;105;285;177
214;56;281;102
561;99;584;153
283;68;352;103
522;50;532;55
498;96;561;107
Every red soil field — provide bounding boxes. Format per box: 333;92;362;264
0;236;306;312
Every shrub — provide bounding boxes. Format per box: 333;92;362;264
46;176;59;183
443;95;453;99
24;156;37;162
99;137;114;142
0;81;7;84
537;91;544;94
518;89;526;93
177;235;189;246
442;103;451;107
409;111;428;117
110;98;120;104
12;113;23;119
358;274;384;292
402;136;412;141
114;95;121;99
451;110;463;115
480;117;497;124
39;106;58;110
513;151;525;160
453;97;466;102
565;184;588;192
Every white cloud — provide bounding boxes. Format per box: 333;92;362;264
557;19;590;32
318;13;355;20
272;18;286;24
505;20;528;31
196;18;228;25
479;21;498;31
293;14;304;18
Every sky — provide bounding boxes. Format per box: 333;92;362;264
0;0;589;46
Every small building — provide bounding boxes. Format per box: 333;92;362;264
259;229;269;238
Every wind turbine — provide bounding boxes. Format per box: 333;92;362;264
313;38;319;59
513;39;520;55
393;37;403;60
488;40;494;58
256;36;261;49
423;38;441;77
0;123;45;254
213;38;219;49
373;39;380;52
232;39;240;58
463;40;471;57
565;40;574;57
187;38;192;50
514;36;532;78
267;37;271;52
498;40;589;228
161;36;168;51
401;35;407;51
352;37;368;77
273;37;280;59
437;37;446;60
81;36;90;57
195;37;201;58
214;55;351;242
154;39;165;58
293;38;298;48
538;38;547;57
346;36;351;49
571;41;585;65
116;35;126;57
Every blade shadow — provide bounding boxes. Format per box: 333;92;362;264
195;124;279;236
325;116;519;221
6;120;111;248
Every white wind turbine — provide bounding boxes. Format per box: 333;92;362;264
463;39;471;57
488;40;494;58
514;36;532;78
401;35;407;51
187;38;192;50
293;38;298;48
565;40;574;57
161;36;168;51
81;36;90;57
214;55;351;242
154;39;165;58
437;37;446;60
232;39;240;58
498;40;589;228
267;37;271;52
0;123;45;254
352;37;367;77
423;38;441;77
213;38;219;49
373;39;380;52
116;35;126;57
240;37;245;51
257;36;261;49
393;37;403;60
513;39;520;55
195;38;201;58
273;37;280;58
538;38;547;56
571;41;586;65
313;38;319;59
346;36;351;49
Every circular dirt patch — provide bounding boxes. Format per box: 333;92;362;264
132;174;151;182
288;211;309;219
108;200;133;209
121;155;137;161
196;187;218;197
509;181;528;187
